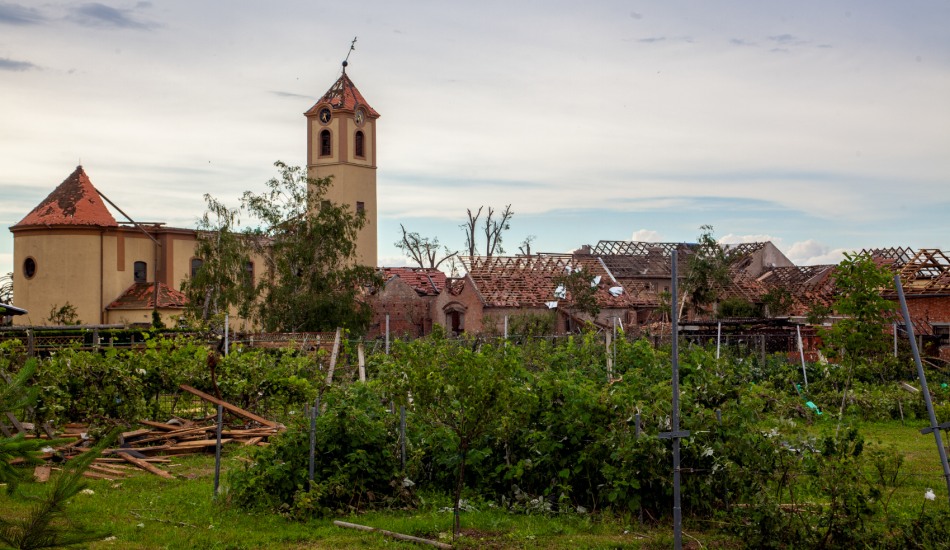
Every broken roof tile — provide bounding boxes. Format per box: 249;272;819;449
13;166;118;229
305;73;379;118
106;282;187;310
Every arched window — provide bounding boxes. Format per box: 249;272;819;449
320;130;331;156
23;257;37;279
190;258;204;278
355;130;365;158
133;261;147;283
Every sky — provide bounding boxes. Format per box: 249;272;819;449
2;0;949;279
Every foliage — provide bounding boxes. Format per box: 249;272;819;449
229;383;403;518
552;266;601;328
717;297;761;318
682;225;731;316
0;431;117;550
0;359;51;492
394;224;457;269
46;303;78;326
762;287;795;317
180;194;254;329
242;161;381;333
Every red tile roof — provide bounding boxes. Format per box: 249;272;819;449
106;282;187;310
305;72;379;118
381;267;446;296
13;166;118;228
461;255;639;308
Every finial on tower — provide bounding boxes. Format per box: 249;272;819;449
342;36;357;72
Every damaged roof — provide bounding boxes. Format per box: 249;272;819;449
380;267;446;296
106;283;187;310
305;72;379;118
13;166;118;229
461;255;641;308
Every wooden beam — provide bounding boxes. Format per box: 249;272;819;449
179;384;278;428
116;451;176;479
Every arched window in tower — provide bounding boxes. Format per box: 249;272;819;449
355;130;365;158
320;130;331;157
133;261;147;283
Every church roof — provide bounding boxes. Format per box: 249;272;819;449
305;72;379;118
13;166;118;229
381;267;446;296
106;282;187;310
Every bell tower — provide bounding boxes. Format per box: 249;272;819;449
305;62;379;267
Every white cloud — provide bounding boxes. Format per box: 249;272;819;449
719;233;783;247
378;255;409;268
631;229;663;242
0;253;12;277
785;240;847;266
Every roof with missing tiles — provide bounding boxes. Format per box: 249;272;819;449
106;282;187;310
305;72;379;118
381;267;446;296
13;166;118;229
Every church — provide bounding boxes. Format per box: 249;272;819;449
9;67;380;327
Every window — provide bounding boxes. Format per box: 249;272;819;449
244;261;255;288
356;201;365;214
23;257;36;279
935;325;950;347
190;258;204;278
133;261;147;283
355;130;365;157
320;130;331;156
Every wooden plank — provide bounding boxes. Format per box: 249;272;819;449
117;451;176;479
33;465;51;483
137;420;181;431
120;428;152;440
242;436;264;446
179;385;278;428
166;438;232;450
96;457;171;464
89;464;128;477
325;327;342;385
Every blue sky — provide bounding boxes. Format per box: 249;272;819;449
2;0;949;278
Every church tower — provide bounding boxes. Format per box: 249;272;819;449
305;64;379;267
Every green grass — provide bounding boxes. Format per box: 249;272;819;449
2;419;948;549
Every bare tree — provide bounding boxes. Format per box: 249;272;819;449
0;272;12;304
518;235;536;256
395;224;458;269
460;206;483;258
482;205;513;257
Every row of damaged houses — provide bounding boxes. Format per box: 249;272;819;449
366;243;950;359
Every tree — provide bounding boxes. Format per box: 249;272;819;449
241;162;381;333
459;204;513;258
394;224;458;269
518;235;536;256
823;252;896;381
552;265;601;331
682;225;730;317
46;303;78;326
181;194;254;328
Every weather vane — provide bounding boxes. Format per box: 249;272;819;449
342;36;357;72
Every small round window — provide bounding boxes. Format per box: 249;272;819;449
23;257;37;279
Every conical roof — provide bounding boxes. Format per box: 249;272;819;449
305;72;379;118
13;166;118;228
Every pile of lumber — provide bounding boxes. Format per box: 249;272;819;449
29;385;284;481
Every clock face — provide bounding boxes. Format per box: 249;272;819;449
354;109;365;126
319;108;331;124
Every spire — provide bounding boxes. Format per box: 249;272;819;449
13;166;118;228
305;72;379;118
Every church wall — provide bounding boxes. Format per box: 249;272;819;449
12;229;107;326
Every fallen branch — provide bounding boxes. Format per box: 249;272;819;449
333;520;452;549
115;450;176;479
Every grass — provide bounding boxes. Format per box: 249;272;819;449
2;419;948;549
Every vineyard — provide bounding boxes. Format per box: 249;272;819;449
1;329;950;549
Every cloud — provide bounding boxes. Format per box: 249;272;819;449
271;91;312;100
785;239;847;266
730;38;756;46
0;3;45;25
0;57;37;71
631;229;663;242
639;36;666;43
719;233;782;246
379;254;410;268
69;2;154;29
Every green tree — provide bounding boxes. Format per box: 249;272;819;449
181;194;254;328
386;330;529;538
552;265;601;331
242;161;381;333
823;252;896;380
682;225;730;317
